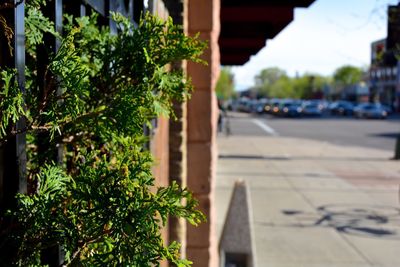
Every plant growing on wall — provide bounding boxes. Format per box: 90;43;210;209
0;2;206;266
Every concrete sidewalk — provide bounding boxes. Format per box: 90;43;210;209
216;135;400;267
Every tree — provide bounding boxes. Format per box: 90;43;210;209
268;76;294;98
0;3;206;266
292;74;329;99
253;67;329;99
215;67;235;100
254;67;287;97
333;65;363;87
255;67;287;87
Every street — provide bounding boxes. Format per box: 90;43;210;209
225;112;400;152
216;112;400;267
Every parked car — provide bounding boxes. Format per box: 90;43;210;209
381;104;393;114
254;99;269;114
353;102;370;115
302;100;323;116
263;99;277;114
247;99;259;113
236;98;252;112
328;101;354;116
270;99;283;116
353;103;388;119
278;100;303;117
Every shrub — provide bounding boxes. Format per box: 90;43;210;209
0;4;206;266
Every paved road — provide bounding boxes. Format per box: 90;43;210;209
224;112;400;152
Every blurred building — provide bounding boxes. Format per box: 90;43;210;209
369;4;400;112
338;82;369;103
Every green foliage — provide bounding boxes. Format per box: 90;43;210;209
26;0;48;8
333;65;363;87
0;5;205;267
25;6;59;55
12;138;203;266
0;69;25;137
255;67;287;89
0;14;14;56
253;67;329;99
254;67;290;98
330;65;364;96
292;74;328;100
215;67;235;100
269;76;295;99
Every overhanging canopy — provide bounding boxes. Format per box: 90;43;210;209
219;0;315;65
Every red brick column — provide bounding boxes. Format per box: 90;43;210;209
186;0;220;266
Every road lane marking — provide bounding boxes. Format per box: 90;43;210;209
252;119;278;136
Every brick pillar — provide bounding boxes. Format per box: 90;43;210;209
186;0;220;266
162;0;188;260
168;98;188;258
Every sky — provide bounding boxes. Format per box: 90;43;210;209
231;0;400;91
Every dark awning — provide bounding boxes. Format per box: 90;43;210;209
219;0;315;65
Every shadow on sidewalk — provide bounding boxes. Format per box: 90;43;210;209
369;132;400;139
276;204;400;240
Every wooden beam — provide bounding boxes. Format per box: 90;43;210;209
220;53;251;66
221;0;314;8
221;6;293;23
220;46;261;56
220;20;292;39
219;37;266;49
